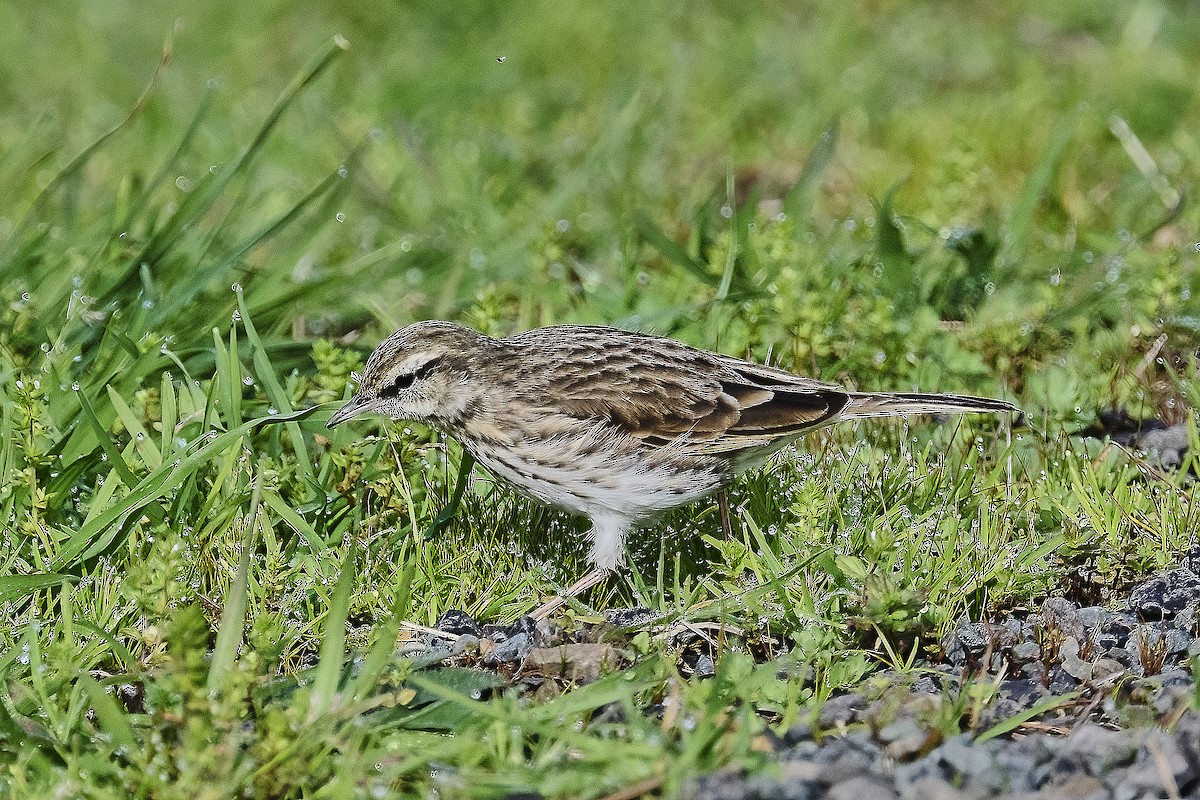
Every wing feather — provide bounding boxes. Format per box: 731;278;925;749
505;327;849;450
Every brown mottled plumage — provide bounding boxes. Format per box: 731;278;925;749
326;321;1016;616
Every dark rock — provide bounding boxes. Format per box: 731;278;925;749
604;607;660;628
485;632;531;664
781;723;814;746
1000;678;1049;707
1047;664;1078;694
944;618;989;667
1128;568;1200;621
436;609;483;637
482;615;540;644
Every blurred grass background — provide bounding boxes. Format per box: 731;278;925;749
2;2;1200;797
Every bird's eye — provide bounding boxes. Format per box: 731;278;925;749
380;358;440;398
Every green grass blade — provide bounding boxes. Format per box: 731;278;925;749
76;673;136;751
310;538;358;719
351;556;416;701
783;117;839;226
234;285;316;490
206;461;266;693
1002;111;1077;264
0;574;78;602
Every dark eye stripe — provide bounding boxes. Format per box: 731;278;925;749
380;357;440;398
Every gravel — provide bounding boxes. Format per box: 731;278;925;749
688;557;1200;799
421;556;1200;799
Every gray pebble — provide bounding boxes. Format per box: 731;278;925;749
484;631;530;663
1077;605;1109;629
826;775;898;800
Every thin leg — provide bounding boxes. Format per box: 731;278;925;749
717;489;733;538
529;568;610;620
422;451;476;542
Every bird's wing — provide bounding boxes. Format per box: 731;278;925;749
525;330;849;449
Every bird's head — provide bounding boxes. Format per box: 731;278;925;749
325;321;485;429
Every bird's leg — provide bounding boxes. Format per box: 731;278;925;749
529;568;610;620
717;489;733;538
422;451;476;542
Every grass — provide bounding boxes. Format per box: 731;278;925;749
2;1;1199;797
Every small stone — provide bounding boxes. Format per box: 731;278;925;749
519;643;625;682
1121;732;1196;792
1012;640;1041;662
900;776;971;800
1059;637;1092;681
604;607;660;628
937;735;998;782
1042;597;1085;641
452;633;480;655
689;770;755;800
485;632;530;664
1171;601;1197;632
1152;684;1193;716
1000;678;1049;707
944;618;989;667
1157;668;1192;687
694;653;716;678
825;776;898;800
1103;646;1137;669
1134;424;1190;469
1090;658;1127;682
880;717;932;761
782;723;814;746
436;609;483;637
1164;628;1191;655
1053;724;1137;776
1077;606;1108;629
818;693;867;729
818;750;873;785
1129;568;1200;621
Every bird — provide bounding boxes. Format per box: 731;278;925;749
326;320;1017;618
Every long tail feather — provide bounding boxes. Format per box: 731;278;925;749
841;392;1017;419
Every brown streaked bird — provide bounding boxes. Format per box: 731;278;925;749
326;321;1017;618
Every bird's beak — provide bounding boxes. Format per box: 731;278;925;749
325;394;380;428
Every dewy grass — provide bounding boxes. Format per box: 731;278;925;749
1;3;1199;797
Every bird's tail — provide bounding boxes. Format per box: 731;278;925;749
841;392;1018;420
